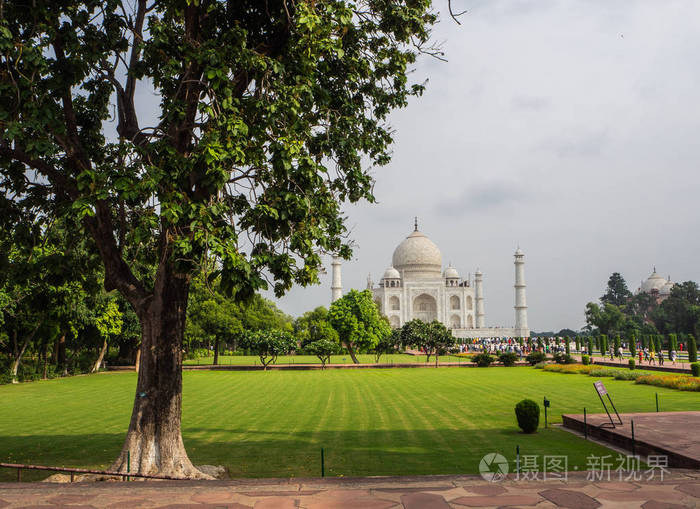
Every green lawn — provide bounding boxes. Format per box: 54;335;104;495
1;367;698;481
183;353;468;365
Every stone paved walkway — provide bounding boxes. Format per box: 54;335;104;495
1;470;699;508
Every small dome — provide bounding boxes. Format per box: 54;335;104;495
660;279;674;296
515;247;524;256
640;269;667;293
392;229;442;278
382;266;400;280
444;264;460;279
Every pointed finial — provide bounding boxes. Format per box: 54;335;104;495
414;216;418;231
653;265;656;273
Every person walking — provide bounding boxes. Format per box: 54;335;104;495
658;350;664;366
638;350;643;364
649;350;656;365
670;349;677;365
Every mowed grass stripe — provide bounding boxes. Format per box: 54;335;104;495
2;367;699;480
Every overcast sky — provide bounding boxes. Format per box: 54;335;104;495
265;0;700;330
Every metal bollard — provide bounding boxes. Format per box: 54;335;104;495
584;407;587;440
631;420;636;457
655;393;659;412
321;448;325;477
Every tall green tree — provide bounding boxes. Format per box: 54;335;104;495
601;272;632;307
294;306;338;348
400;319;455;366
0;0;435;476
585;302;625;336
329;289;391;364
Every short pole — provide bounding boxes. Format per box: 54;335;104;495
655;393;659;412
127;450;131;482
70;472;75;483
321;448;325;477
631;419;636;457
516;445;520;475
584;407;587;440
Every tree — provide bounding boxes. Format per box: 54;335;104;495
629;333;636;358
585;302;625;336
294;306;338;348
601;272;632;307
239;330;296;370
91;298;123;373
329;289;391;364
688;335;698;363
400;319;455;366
374;328;401;364
0;0;435;476
305;338;340;369
651;282;700;338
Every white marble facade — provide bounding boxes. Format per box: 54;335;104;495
332;221;530;339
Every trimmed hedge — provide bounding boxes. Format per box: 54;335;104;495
498;352;518;367
515;399;540;433
525;351;546;366
691;363;700;377
472;352;494;367
581;355;590;365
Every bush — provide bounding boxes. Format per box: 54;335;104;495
472;352;494;367
691;363;700;377
628;359;635;370
525;351;546;366
515;399;540;433
534;361;546;369
553;352;575;364
498;352;518;367
581;355;590;365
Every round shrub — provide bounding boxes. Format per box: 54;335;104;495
472;352;494;367
691;363;700;377
525;351;546;366
582;355;590;366
515;399;540;433
628;359;635;370
499;352;518;367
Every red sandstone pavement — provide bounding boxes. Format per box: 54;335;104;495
1;471;699;508
562;412;700;469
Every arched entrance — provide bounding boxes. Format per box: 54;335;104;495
413;293;437;322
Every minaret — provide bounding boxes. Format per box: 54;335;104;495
331;256;342;302
474;268;485;328
514;247;528;334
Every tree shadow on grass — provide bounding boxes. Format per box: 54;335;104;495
0;427;616;482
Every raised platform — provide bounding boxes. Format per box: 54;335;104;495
562;411;700;468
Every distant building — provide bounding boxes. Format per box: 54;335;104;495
331;219;530;339
636;267;674;302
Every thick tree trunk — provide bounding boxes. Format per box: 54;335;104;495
213;338;220;365
91;339;108;373
109;265;210;479
346;344;359;364
11;322;41;384
42;339;49;379
57;333;66;373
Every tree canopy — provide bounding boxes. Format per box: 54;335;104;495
329;289;391;364
0;0;436;476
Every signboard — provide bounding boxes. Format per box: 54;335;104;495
594;381;607;396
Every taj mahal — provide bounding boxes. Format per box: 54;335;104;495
331;220;530;339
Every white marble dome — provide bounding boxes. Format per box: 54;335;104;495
382;266;400;280
660;279;674;295
444;264;459;279
392;230;442;278
640;270;667;293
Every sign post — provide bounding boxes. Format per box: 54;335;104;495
593;380;622;428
